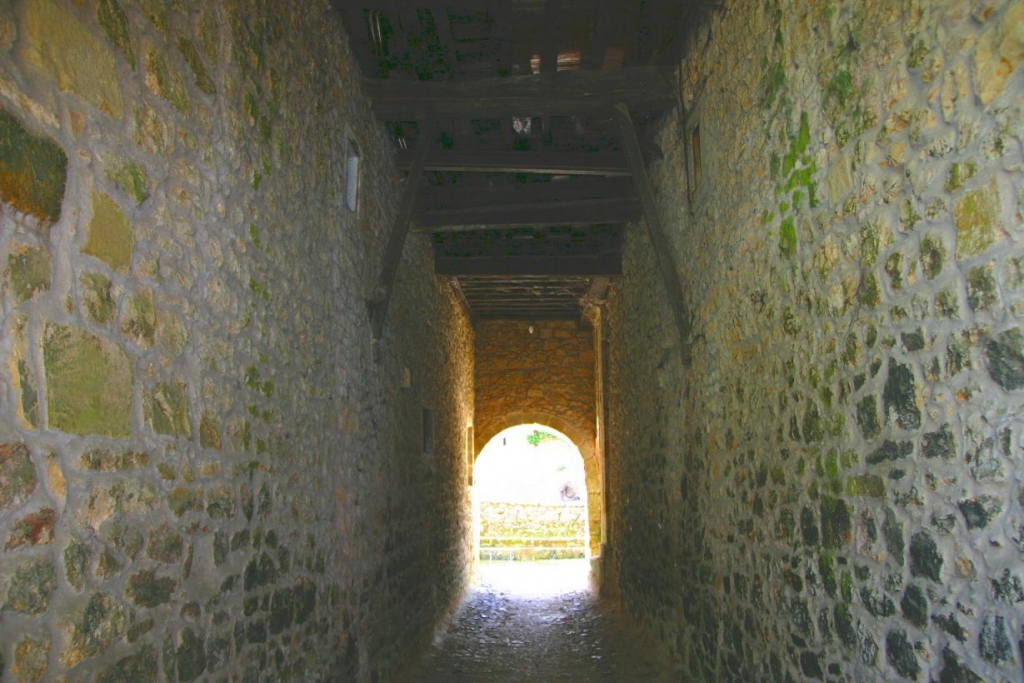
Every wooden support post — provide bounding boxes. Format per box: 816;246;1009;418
611;102;693;362
369;114;436;341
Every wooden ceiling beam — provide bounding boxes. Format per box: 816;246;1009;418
472;311;580;321
397;149;630;176
364;65;673;119
413;196;641;230
421;176;634;209
435;253;621;277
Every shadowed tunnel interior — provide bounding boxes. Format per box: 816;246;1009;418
0;1;1023;682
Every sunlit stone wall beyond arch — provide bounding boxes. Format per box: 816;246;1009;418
474;320;601;556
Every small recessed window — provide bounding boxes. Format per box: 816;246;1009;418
422;408;434;455
345;139;360;212
690;124;703;192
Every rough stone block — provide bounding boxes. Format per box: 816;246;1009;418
7;245;51;303
85;193;134;273
81;273;117;324
13;635;49;683
4;557;57;614
0;108;67;221
122;290;157;348
126;569;176;607
0;442;37;510
986;328;1024;390
955;179;1002;259
5;507;57;550
62;592;126;667
43;324;132;437
22;0;123;116
95;644;158;683
97;0;134;67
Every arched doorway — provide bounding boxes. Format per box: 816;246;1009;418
475;412;602;557
474;424;589;562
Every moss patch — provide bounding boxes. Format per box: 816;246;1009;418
85;193;133;272
145;380;190;437
106;160;149;206
43;324;132;437
121;289;156;348
144;50;189;113
178;37;215;95
97;0;133;67
82;273;116;324
955;179;1001;258
0;108;68;221
7;246;51;303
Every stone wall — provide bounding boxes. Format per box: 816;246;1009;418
474;319;601;554
0;2;474;681
606;0;1024;681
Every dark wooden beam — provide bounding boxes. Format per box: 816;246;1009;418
413;196;641;230
611;103;693;362
473;311;580;321
583;0;615;70
420;176;634;210
368;114;436;341
397;149;630;176
364;66;673;119
435;253;621;277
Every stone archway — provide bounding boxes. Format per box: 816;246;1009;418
475;412;601;556
473;319;602;556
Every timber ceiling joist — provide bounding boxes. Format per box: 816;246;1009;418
336;0;705;336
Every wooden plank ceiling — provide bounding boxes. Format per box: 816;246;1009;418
336;0;703;323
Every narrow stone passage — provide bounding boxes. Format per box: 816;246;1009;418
399;561;681;682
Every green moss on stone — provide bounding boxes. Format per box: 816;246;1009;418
106;161;149;206
967;265;998;311
761;59;787;108
200;411;222;449
82;273;116;324
935;288;960;319
127;569;175;607
122;289;156;347
0;108;68;221
847;474;885;497
14;636;49;682
96;644;157;683
860;272;880;307
145;380;190;437
945;160;977;192
840;570;853;602
85;193;133;272
145;50;189;113
779;217;797;257
97;0;133;67
7;246;50;303
80;448;148;471
43;324;132;437
64;536;89;590
168;486;201;517
4;557;56;614
175;627;208;680
177;37;215;95
147;523;183;563
955;179;1001;258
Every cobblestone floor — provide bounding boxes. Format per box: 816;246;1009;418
398;560;682;682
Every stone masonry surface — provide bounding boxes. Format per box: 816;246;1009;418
606;0;1024;681
0;1;474;681
474;319;602;555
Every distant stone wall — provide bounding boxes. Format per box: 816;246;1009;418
607;1;1024;681
0;2;473;681
479;501;587;542
474;319;601;554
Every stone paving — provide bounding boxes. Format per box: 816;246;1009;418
398;561;682;682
